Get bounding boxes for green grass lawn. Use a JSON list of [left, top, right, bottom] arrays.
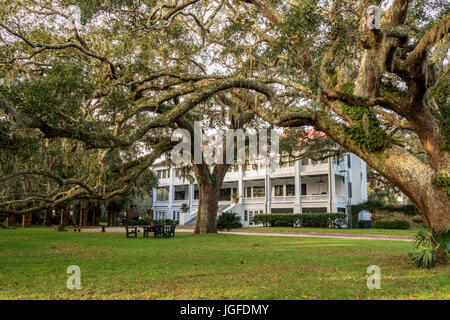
[[242, 227, 415, 236], [0, 228, 448, 300]]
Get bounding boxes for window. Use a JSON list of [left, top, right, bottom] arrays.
[[219, 188, 232, 201], [193, 186, 199, 200], [156, 187, 169, 201], [301, 184, 307, 196], [244, 210, 248, 222], [286, 185, 295, 196], [248, 210, 263, 226], [253, 186, 265, 197], [274, 185, 283, 197], [245, 187, 252, 198], [174, 185, 188, 200], [348, 182, 352, 198], [249, 211, 255, 225], [156, 210, 167, 220], [347, 154, 351, 168]]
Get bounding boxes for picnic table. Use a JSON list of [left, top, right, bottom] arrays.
[[125, 224, 176, 238]]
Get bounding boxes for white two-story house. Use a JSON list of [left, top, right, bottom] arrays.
[[151, 153, 368, 227]]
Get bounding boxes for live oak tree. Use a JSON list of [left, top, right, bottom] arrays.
[[169, 93, 271, 234], [211, 0, 449, 234], [0, 0, 279, 231], [0, 1, 449, 237], [0, 0, 215, 215]]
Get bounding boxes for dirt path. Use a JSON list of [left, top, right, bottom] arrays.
[[75, 226, 412, 241]]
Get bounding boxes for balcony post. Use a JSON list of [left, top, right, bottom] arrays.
[[168, 168, 174, 219], [265, 170, 271, 213], [328, 158, 336, 212], [238, 165, 243, 204], [294, 160, 301, 213], [152, 187, 157, 208]]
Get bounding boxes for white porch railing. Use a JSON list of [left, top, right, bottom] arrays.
[[301, 195, 329, 202], [271, 196, 296, 203], [243, 197, 265, 203]]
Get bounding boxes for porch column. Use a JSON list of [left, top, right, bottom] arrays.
[[328, 158, 334, 212], [331, 172, 337, 212], [188, 183, 192, 210], [265, 169, 271, 213], [294, 160, 301, 212], [168, 168, 174, 219], [152, 187, 157, 208], [238, 165, 243, 204], [344, 170, 351, 228]]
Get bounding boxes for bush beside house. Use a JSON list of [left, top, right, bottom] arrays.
[[217, 212, 242, 230], [253, 213, 346, 228], [351, 200, 421, 229], [372, 220, 410, 230]]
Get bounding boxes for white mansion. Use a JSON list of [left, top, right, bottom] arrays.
[[151, 153, 368, 227]]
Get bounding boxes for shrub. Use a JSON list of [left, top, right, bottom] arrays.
[[372, 220, 410, 230], [351, 201, 420, 226], [217, 211, 242, 230], [408, 226, 450, 268], [253, 213, 347, 228]]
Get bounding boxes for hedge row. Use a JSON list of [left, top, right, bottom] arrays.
[[372, 220, 410, 230], [253, 213, 347, 228], [352, 200, 419, 216]]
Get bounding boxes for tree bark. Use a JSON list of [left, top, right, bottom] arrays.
[[316, 116, 450, 234], [194, 182, 220, 234]]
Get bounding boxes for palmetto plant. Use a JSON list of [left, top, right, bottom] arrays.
[[408, 226, 450, 268]]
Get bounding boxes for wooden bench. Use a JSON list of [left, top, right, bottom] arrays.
[[153, 224, 176, 238], [125, 224, 176, 239], [162, 224, 176, 238], [125, 225, 138, 238]]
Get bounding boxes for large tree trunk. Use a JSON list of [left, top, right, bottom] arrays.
[[195, 182, 220, 234]]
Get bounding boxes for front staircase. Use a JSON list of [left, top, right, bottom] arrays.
[[183, 203, 238, 225]]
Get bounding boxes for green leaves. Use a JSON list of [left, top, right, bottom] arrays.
[[408, 225, 449, 268], [431, 172, 450, 196], [408, 245, 436, 269], [338, 83, 392, 152], [217, 211, 242, 230], [4, 61, 94, 126]]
